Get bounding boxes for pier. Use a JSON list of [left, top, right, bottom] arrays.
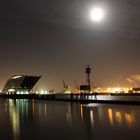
[[1, 93, 140, 105]]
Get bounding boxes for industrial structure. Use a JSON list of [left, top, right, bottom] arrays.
[[2, 75, 41, 94], [80, 65, 92, 93], [62, 80, 71, 94]]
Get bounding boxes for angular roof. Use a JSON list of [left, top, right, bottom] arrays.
[[2, 75, 41, 93]]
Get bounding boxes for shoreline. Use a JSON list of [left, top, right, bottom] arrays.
[[1, 93, 140, 105]]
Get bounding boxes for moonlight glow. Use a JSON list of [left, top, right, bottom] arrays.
[[90, 7, 104, 22]]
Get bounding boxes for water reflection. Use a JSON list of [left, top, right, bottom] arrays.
[[90, 110, 94, 127], [115, 111, 122, 126], [125, 113, 135, 127], [108, 108, 135, 127], [80, 104, 84, 121], [7, 99, 34, 139], [8, 99, 20, 140], [108, 108, 114, 126], [66, 103, 72, 126], [3, 100, 140, 140], [7, 99, 49, 140]]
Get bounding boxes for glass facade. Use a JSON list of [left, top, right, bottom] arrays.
[[2, 75, 41, 94]]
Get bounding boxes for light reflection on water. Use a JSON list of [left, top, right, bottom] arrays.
[[85, 104, 137, 128], [8, 99, 20, 140], [0, 99, 140, 140], [107, 107, 135, 127]]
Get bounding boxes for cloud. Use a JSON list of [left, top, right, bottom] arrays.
[[126, 75, 140, 86]]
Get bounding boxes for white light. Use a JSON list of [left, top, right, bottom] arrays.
[[39, 90, 48, 94], [8, 89, 15, 92], [90, 7, 104, 22], [12, 76, 22, 79], [25, 91, 29, 94], [40, 90, 44, 94]]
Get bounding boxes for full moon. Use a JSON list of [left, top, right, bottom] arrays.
[[90, 7, 104, 22]]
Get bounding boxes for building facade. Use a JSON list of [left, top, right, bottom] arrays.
[[2, 75, 41, 94]]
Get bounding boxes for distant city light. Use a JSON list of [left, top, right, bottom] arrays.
[[90, 7, 104, 22], [93, 87, 131, 94], [39, 89, 49, 94]]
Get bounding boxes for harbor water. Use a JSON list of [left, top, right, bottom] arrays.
[[0, 99, 140, 140]]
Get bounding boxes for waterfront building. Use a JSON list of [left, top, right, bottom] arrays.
[[2, 75, 41, 94]]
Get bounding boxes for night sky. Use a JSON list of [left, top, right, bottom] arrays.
[[1, 0, 140, 91]]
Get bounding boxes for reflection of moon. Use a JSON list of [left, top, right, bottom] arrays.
[[90, 7, 104, 22]]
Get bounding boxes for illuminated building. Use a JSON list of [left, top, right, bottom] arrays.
[[2, 75, 41, 94], [93, 87, 131, 94], [131, 88, 140, 93]]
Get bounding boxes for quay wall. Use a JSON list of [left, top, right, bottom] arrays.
[[0, 93, 140, 105]]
